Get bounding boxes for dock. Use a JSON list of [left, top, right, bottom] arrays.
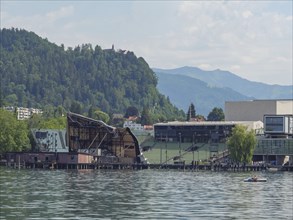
[[2, 159, 292, 171]]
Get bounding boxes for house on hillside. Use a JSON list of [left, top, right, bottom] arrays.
[[3, 106, 43, 120]]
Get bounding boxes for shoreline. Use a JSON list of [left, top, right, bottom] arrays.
[[1, 161, 292, 172]]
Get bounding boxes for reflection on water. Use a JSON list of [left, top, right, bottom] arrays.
[[0, 167, 292, 219]]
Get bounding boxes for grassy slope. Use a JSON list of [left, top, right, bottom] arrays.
[[139, 135, 228, 164]]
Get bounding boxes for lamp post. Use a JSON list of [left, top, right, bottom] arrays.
[[192, 147, 195, 171], [197, 149, 199, 169], [192, 132, 197, 170], [160, 142, 162, 165], [179, 133, 182, 161], [160, 133, 162, 164], [165, 135, 168, 164], [195, 132, 198, 169], [55, 133, 58, 164]]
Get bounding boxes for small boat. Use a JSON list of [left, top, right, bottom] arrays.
[[244, 177, 267, 182], [267, 167, 279, 172]]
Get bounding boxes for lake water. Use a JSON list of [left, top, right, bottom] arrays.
[[0, 167, 292, 219]]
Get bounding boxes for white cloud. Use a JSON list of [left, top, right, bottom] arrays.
[[230, 65, 241, 71], [198, 64, 212, 70], [1, 5, 77, 45], [46, 5, 74, 23], [162, 1, 292, 85], [242, 10, 253, 19]]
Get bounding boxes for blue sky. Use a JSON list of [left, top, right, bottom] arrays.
[[1, 1, 292, 85]]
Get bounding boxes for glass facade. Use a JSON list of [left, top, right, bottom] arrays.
[[255, 139, 293, 155], [264, 115, 293, 135], [264, 116, 284, 133], [154, 124, 233, 143]]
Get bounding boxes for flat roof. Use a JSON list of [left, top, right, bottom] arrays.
[[154, 121, 261, 126], [225, 99, 293, 103]]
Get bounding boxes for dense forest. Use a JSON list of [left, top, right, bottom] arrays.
[[0, 28, 185, 123]]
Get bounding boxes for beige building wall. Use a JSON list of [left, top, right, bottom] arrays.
[[225, 100, 293, 122], [276, 100, 293, 115], [237, 121, 264, 131]]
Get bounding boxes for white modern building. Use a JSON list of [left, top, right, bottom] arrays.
[[17, 107, 43, 120], [3, 106, 43, 120], [123, 120, 144, 131], [225, 99, 293, 122], [263, 115, 293, 137]]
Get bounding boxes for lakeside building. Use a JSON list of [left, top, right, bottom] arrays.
[[225, 99, 293, 122], [224, 100, 293, 166], [4, 112, 148, 169], [153, 117, 292, 166], [66, 112, 146, 164], [253, 114, 293, 166], [153, 121, 263, 143]]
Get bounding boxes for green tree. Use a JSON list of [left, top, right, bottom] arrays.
[[28, 113, 66, 129], [0, 109, 30, 153], [27, 114, 43, 129], [42, 105, 56, 118], [5, 94, 18, 106], [186, 103, 196, 121], [38, 116, 66, 129], [0, 77, 3, 107], [195, 114, 206, 121], [94, 110, 110, 124], [0, 28, 185, 121], [207, 107, 225, 121], [227, 125, 256, 164], [88, 105, 95, 118], [54, 105, 65, 117], [124, 106, 139, 118], [70, 101, 82, 114], [140, 107, 152, 125]]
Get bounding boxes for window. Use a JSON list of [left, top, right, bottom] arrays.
[[36, 131, 47, 139], [265, 116, 284, 133]]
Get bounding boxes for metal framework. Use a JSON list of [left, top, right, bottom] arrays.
[[67, 112, 141, 163]]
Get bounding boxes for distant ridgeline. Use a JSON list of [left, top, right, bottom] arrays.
[[0, 28, 184, 121], [154, 67, 292, 117]]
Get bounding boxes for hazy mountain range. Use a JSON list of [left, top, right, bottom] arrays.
[[153, 66, 292, 116]]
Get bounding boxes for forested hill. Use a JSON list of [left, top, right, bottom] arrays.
[[0, 28, 184, 121]]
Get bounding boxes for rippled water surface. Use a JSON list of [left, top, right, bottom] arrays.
[[0, 167, 292, 219]]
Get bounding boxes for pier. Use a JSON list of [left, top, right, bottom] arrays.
[[2, 159, 292, 171]]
